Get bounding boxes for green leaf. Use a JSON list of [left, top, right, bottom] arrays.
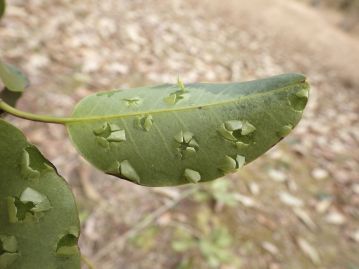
[[0, 61, 28, 92], [0, 88, 23, 117], [0, 119, 80, 269], [0, 0, 5, 20], [67, 73, 309, 187]]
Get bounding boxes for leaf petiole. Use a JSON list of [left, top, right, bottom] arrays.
[[0, 100, 76, 124]]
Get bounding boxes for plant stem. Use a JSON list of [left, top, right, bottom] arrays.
[[0, 100, 77, 124]]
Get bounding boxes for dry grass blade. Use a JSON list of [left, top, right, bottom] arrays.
[[297, 237, 321, 265]]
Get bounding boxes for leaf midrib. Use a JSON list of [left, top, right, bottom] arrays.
[[68, 81, 307, 124]]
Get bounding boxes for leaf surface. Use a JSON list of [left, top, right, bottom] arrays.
[[0, 61, 28, 93], [0, 119, 80, 269], [67, 73, 309, 187]]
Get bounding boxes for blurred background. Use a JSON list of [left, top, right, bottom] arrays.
[[1, 0, 358, 268]]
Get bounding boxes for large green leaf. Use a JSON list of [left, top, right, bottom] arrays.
[[0, 119, 80, 269], [0, 61, 28, 93], [67, 73, 309, 187]]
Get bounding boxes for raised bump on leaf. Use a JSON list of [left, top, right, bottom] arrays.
[[6, 188, 51, 223], [174, 131, 199, 159], [107, 161, 121, 175], [6, 197, 36, 223], [93, 122, 126, 147], [119, 160, 140, 183], [184, 169, 201, 183], [183, 131, 193, 143], [163, 94, 177, 105], [56, 227, 79, 256], [241, 121, 256, 136], [163, 81, 189, 105], [184, 147, 196, 155], [177, 77, 186, 92], [277, 124, 293, 137], [93, 122, 111, 136], [296, 88, 309, 99], [219, 155, 237, 173], [174, 131, 184, 143], [136, 115, 153, 131], [0, 236, 19, 269], [20, 149, 40, 183], [218, 123, 237, 141], [0, 235, 18, 253], [288, 87, 309, 111], [109, 123, 122, 132], [218, 120, 256, 144], [107, 129, 126, 142], [107, 159, 141, 183], [219, 155, 245, 173], [122, 97, 143, 106], [96, 136, 110, 148], [236, 155, 246, 169], [6, 198, 18, 223], [20, 187, 52, 213], [235, 141, 249, 149], [224, 120, 243, 131]]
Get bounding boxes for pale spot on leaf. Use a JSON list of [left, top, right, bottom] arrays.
[[288, 87, 309, 111], [174, 131, 199, 159], [20, 149, 40, 183], [122, 97, 143, 106], [184, 169, 201, 183], [219, 155, 237, 173], [56, 227, 79, 256], [93, 122, 126, 147], [277, 124, 293, 137], [0, 236, 19, 269], [119, 160, 141, 183], [136, 115, 153, 131], [6, 188, 52, 223]]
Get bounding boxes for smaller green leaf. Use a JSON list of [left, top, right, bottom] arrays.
[[0, 61, 28, 92], [0, 0, 5, 20], [0, 119, 81, 269]]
